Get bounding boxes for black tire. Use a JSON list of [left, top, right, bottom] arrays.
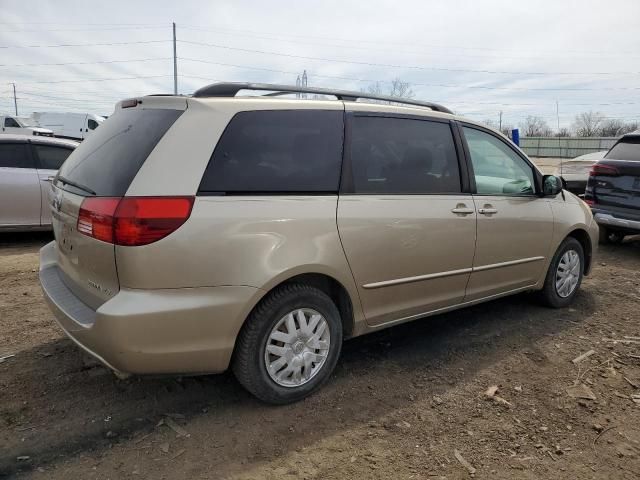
[[232, 283, 343, 404], [539, 237, 584, 308], [599, 226, 624, 244]]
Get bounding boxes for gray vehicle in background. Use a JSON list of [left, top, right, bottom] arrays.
[[0, 135, 78, 231]]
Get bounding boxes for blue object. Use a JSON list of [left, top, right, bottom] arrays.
[[511, 128, 520, 146]]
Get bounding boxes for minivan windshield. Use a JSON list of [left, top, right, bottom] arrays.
[[56, 107, 182, 196]]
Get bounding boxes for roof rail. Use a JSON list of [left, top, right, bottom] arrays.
[[192, 82, 453, 114]]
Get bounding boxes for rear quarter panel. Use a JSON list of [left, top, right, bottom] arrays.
[[115, 195, 366, 332]]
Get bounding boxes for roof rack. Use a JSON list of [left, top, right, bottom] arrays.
[[192, 82, 453, 114]]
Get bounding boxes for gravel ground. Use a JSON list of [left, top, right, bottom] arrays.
[[1, 232, 640, 479]]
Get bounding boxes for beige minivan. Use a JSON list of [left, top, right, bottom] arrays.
[[40, 83, 598, 404]]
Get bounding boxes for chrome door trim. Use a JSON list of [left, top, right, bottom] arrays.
[[362, 267, 474, 289], [362, 256, 544, 289], [473, 256, 545, 272]]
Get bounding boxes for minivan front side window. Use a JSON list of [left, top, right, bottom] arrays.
[[463, 126, 535, 195]]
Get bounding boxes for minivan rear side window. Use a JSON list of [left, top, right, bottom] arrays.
[[349, 116, 461, 194], [198, 110, 344, 194], [606, 137, 640, 161], [56, 108, 183, 196]]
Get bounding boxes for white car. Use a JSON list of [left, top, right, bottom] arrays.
[[31, 112, 105, 141], [0, 135, 78, 231], [554, 151, 607, 195], [1, 115, 54, 137]]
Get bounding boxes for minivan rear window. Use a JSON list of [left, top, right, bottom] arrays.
[[606, 138, 640, 161], [198, 110, 343, 194], [56, 108, 182, 196]]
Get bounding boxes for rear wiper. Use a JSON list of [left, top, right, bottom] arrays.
[[55, 175, 97, 196]]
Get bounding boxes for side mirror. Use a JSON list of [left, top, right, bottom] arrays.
[[542, 175, 563, 196]]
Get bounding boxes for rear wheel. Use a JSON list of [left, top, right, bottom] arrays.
[[539, 237, 584, 308], [232, 284, 343, 404]]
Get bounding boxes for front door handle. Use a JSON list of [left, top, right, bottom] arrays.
[[41, 176, 55, 183], [451, 204, 475, 216], [478, 206, 498, 215]]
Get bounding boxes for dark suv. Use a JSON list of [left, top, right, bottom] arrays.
[[585, 133, 640, 243]]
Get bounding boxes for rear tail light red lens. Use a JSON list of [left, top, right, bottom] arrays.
[[77, 198, 120, 243], [583, 198, 595, 206], [77, 196, 194, 246], [589, 164, 619, 176]]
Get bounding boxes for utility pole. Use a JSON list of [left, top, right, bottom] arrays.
[[11, 83, 17, 115], [556, 100, 563, 175], [172, 22, 178, 95], [499, 110, 503, 131]]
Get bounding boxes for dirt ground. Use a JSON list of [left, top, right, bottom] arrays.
[[1, 231, 640, 479]]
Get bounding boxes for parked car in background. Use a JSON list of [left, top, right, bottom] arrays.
[[585, 133, 640, 243], [554, 151, 607, 195], [0, 135, 78, 231], [1, 114, 54, 137], [39, 83, 597, 404], [31, 112, 105, 141]]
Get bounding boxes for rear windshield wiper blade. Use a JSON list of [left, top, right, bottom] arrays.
[[55, 175, 97, 196]]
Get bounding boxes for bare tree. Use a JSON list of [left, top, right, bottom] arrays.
[[599, 119, 625, 137], [388, 78, 415, 99], [520, 116, 552, 137], [553, 127, 571, 137], [363, 78, 415, 101], [619, 121, 639, 135], [482, 119, 498, 129], [573, 111, 604, 137], [483, 119, 513, 137], [366, 82, 385, 96], [500, 123, 514, 137]]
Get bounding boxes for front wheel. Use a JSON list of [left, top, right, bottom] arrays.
[[539, 237, 584, 308], [232, 284, 343, 404]]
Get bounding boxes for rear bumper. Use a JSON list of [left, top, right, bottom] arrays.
[[593, 212, 640, 233], [39, 241, 263, 375]]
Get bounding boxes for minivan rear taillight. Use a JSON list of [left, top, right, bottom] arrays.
[[77, 197, 194, 246], [589, 164, 619, 176]]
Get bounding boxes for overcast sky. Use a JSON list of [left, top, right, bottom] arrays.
[[1, 0, 639, 129]]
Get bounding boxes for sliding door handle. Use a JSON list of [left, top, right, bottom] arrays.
[[478, 207, 498, 215], [451, 205, 475, 216]]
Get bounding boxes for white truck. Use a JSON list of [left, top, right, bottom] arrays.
[[31, 112, 105, 141], [1, 115, 54, 137]]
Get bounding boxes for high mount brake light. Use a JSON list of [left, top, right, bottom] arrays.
[[77, 197, 194, 246], [589, 164, 619, 176]]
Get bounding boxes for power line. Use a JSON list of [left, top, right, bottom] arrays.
[[0, 57, 171, 68], [19, 74, 172, 84], [17, 91, 117, 103], [179, 24, 640, 58], [179, 25, 640, 63], [178, 62, 640, 92], [2, 25, 167, 33], [178, 40, 640, 78], [0, 40, 170, 49]]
